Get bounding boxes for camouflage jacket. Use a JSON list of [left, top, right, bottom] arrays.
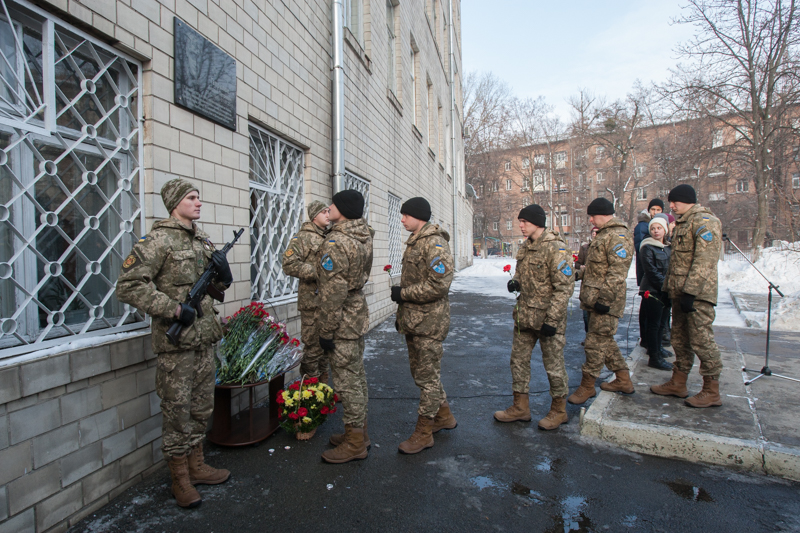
[[663, 204, 721, 305], [316, 219, 374, 340], [512, 230, 575, 333], [396, 223, 454, 340], [282, 221, 327, 312], [577, 217, 633, 317], [116, 218, 225, 354]]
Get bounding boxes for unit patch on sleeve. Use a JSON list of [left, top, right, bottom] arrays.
[[430, 256, 446, 275], [613, 243, 627, 259], [321, 253, 333, 271], [557, 259, 573, 277], [122, 253, 139, 270], [284, 248, 294, 257]]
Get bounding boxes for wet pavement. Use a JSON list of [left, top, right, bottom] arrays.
[[70, 289, 800, 532]]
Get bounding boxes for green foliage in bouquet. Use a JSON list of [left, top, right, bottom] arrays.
[[277, 377, 338, 434]]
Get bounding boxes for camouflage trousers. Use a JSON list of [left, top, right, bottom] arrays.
[[510, 327, 568, 398], [299, 309, 328, 378], [328, 337, 368, 427], [406, 334, 447, 418], [582, 311, 629, 378], [671, 299, 722, 377], [155, 346, 215, 457]]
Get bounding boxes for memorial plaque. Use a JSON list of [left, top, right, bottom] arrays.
[[174, 17, 237, 131]]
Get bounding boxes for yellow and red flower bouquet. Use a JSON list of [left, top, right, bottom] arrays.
[[277, 376, 338, 440]]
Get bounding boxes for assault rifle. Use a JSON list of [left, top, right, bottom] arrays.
[[166, 228, 244, 346]]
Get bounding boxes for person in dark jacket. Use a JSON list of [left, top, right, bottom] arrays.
[[635, 199, 665, 348], [639, 216, 672, 370]]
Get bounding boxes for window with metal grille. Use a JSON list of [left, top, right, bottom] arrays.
[[249, 124, 305, 303], [344, 171, 370, 221], [0, 1, 143, 357], [387, 192, 402, 274]]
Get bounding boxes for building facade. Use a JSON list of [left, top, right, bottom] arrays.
[[0, 0, 471, 530]]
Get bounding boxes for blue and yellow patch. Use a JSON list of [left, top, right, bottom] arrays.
[[138, 236, 147, 242], [613, 243, 627, 259], [430, 255, 446, 275], [557, 259, 572, 277], [435, 244, 443, 248], [328, 240, 336, 243], [320, 254, 333, 271]]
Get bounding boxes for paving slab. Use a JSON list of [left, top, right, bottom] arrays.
[[582, 325, 800, 481]]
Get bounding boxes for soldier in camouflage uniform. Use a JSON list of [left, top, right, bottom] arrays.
[[494, 205, 575, 430], [282, 201, 330, 381], [568, 198, 635, 405], [116, 179, 232, 508], [651, 184, 723, 408], [317, 190, 374, 464], [390, 197, 457, 454]]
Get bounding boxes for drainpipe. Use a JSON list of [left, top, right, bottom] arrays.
[[332, 0, 346, 194], [447, 0, 459, 269]]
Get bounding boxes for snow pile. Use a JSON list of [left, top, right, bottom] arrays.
[[452, 258, 516, 300], [718, 242, 800, 331]]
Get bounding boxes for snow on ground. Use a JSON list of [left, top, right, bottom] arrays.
[[719, 242, 800, 331], [452, 257, 516, 300]]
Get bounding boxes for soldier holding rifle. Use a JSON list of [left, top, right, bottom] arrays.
[[117, 178, 236, 509]]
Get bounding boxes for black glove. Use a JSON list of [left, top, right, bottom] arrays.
[[391, 286, 404, 303], [211, 251, 233, 286], [507, 279, 521, 293], [319, 337, 336, 352], [177, 303, 196, 326], [593, 302, 610, 315], [540, 323, 557, 337], [680, 294, 696, 313]]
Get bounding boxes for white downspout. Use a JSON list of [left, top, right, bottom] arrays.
[[447, 0, 459, 269], [332, 0, 346, 194]]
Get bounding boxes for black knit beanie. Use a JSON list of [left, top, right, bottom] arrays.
[[668, 184, 697, 204], [648, 198, 664, 211], [587, 198, 614, 216], [332, 189, 364, 219], [518, 204, 546, 227], [400, 197, 431, 221]]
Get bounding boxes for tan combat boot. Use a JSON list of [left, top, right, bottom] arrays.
[[493, 392, 532, 422], [168, 454, 202, 508], [538, 396, 568, 430], [432, 400, 458, 432], [322, 425, 369, 463], [650, 367, 690, 398], [398, 416, 435, 454], [567, 372, 597, 405], [600, 369, 635, 394], [329, 419, 371, 448], [685, 376, 722, 408], [187, 443, 230, 485]]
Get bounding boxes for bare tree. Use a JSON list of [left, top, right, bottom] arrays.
[[660, 0, 800, 257]]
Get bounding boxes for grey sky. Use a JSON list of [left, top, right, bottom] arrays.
[[461, 0, 695, 120]]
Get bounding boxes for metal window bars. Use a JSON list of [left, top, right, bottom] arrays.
[[248, 124, 305, 303], [0, 0, 144, 358], [387, 192, 402, 274]]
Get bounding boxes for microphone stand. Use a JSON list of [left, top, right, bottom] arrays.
[[723, 234, 800, 385]]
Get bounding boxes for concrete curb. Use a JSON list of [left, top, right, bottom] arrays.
[[580, 346, 800, 481]]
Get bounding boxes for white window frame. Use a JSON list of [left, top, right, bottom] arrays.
[[504, 161, 511, 171], [560, 212, 569, 227], [386, 0, 398, 96], [410, 38, 418, 126], [555, 151, 567, 169], [506, 220, 512, 230], [491, 181, 498, 192], [492, 221, 498, 231], [712, 128, 724, 148], [736, 179, 749, 193], [596, 171, 604, 182], [505, 179, 512, 190], [636, 188, 647, 201], [521, 157, 530, 169], [793, 173, 800, 189], [344, 0, 364, 46]]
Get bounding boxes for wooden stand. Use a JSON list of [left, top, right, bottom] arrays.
[[207, 374, 286, 446]]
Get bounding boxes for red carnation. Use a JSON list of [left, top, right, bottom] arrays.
[[384, 264, 392, 272], [309, 377, 319, 384], [276, 392, 285, 404], [298, 407, 308, 417], [331, 406, 337, 413], [320, 406, 330, 415], [333, 394, 339, 402], [573, 254, 579, 262], [289, 382, 300, 391], [503, 264, 511, 272], [644, 290, 651, 299], [288, 412, 299, 420]]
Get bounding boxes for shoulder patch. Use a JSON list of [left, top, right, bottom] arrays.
[[700, 231, 713, 242], [138, 236, 146, 242], [435, 244, 443, 248], [612, 243, 627, 259], [285, 248, 294, 257], [122, 253, 139, 270], [617, 233, 626, 238], [430, 256, 447, 275], [292, 236, 298, 240], [557, 259, 573, 277], [320, 253, 333, 271], [328, 240, 336, 243], [559, 247, 566, 253]]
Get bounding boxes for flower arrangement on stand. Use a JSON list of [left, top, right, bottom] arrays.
[[216, 302, 303, 385], [277, 377, 338, 440]]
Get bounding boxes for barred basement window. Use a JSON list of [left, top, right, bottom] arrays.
[[249, 124, 305, 302], [387, 192, 402, 274], [0, 1, 144, 357], [344, 171, 370, 222]]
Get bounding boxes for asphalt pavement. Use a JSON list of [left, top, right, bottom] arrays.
[[70, 288, 800, 533]]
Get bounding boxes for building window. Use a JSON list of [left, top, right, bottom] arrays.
[[522, 177, 530, 191], [555, 151, 567, 169], [344, 172, 371, 222], [635, 166, 646, 178], [249, 125, 305, 302], [479, 184, 484, 195], [506, 220, 512, 230], [736, 179, 749, 193], [522, 196, 530, 208], [438, 101, 444, 157], [534, 154, 545, 166], [595, 146, 604, 163], [386, 0, 399, 96], [560, 213, 570, 227], [427, 80, 434, 150], [387, 193, 402, 274], [492, 221, 498, 231], [491, 181, 498, 192], [506, 179, 512, 190], [793, 173, 800, 189], [596, 171, 604, 182], [708, 192, 726, 201], [410, 38, 419, 126], [0, 6, 144, 356], [522, 157, 530, 169], [504, 161, 511, 171], [712, 128, 723, 148], [636, 188, 647, 201], [345, 0, 364, 46]]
